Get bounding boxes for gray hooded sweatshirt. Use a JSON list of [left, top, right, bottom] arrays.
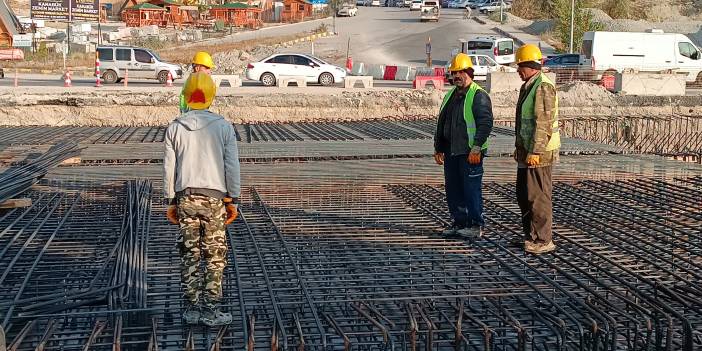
[[163, 110, 240, 203]]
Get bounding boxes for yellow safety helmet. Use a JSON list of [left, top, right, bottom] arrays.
[[192, 51, 215, 69], [515, 44, 543, 64], [448, 53, 473, 72], [183, 72, 216, 110]]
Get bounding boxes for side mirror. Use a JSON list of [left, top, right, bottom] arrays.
[[693, 51, 700, 60], [150, 57, 156, 63]]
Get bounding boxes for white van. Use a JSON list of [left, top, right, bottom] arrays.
[[420, 0, 439, 21], [582, 30, 702, 83], [97, 45, 183, 84], [463, 36, 515, 65]]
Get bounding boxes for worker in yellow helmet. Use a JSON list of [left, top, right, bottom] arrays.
[[512, 44, 560, 255], [164, 72, 240, 327], [180, 51, 215, 113], [433, 53, 493, 239]]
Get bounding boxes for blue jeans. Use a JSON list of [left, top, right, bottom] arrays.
[[443, 154, 485, 228]]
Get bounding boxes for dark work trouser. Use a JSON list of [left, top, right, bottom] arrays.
[[443, 154, 485, 228], [516, 166, 553, 243]]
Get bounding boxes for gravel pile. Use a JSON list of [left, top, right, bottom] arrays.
[[212, 45, 277, 74]]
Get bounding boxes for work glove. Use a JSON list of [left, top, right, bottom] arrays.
[[526, 154, 540, 167], [223, 197, 238, 225], [468, 146, 482, 165], [166, 205, 178, 225], [433, 152, 445, 165]]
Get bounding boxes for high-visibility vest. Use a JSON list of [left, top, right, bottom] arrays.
[[439, 82, 488, 150], [519, 72, 560, 152]]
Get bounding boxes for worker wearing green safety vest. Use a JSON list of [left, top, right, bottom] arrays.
[[513, 44, 560, 255], [180, 51, 215, 113], [433, 53, 494, 239]]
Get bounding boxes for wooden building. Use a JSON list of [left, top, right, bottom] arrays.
[[281, 0, 311, 22], [210, 2, 262, 28], [121, 3, 166, 27]]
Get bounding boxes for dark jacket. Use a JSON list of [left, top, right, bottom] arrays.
[[515, 72, 559, 168], [434, 86, 494, 156]]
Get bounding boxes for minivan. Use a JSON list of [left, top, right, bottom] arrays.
[[96, 45, 183, 84], [463, 36, 515, 65]]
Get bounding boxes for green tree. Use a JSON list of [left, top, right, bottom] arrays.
[[552, 0, 603, 53]]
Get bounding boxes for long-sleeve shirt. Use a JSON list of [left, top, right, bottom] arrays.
[[434, 87, 494, 156], [515, 73, 559, 168], [163, 110, 240, 203]]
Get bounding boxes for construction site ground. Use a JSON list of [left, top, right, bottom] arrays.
[[1, 113, 701, 350]]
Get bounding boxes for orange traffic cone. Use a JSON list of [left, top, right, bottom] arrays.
[[95, 54, 102, 88], [165, 71, 173, 87], [64, 70, 72, 87]]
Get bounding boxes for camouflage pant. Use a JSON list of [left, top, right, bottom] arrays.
[[176, 194, 228, 308]]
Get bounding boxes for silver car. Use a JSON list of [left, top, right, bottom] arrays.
[[96, 45, 183, 84]]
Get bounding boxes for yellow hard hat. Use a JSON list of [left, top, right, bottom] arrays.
[[515, 44, 543, 64], [183, 72, 216, 110], [448, 53, 473, 72], [192, 51, 215, 69]]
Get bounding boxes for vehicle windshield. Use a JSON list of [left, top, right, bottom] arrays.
[[147, 49, 161, 61]]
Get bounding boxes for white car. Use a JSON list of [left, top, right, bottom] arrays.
[[245, 53, 347, 86], [448, 0, 468, 8], [337, 5, 358, 16], [444, 54, 516, 82], [409, 0, 422, 10], [371, 0, 381, 5], [478, 0, 510, 13]]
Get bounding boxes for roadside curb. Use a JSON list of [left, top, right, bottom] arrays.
[[492, 26, 525, 46], [472, 17, 486, 25], [281, 31, 334, 47]]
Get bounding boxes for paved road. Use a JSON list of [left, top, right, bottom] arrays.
[[310, 7, 497, 67]]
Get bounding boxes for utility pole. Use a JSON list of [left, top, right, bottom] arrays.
[[499, 0, 503, 24], [569, 0, 574, 53]]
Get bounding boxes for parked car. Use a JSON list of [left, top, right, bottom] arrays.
[[463, 36, 515, 65], [478, 0, 511, 13], [468, 0, 489, 9], [245, 53, 346, 86], [370, 0, 381, 6], [447, 0, 469, 8], [543, 54, 584, 69], [445, 54, 516, 83], [583, 30, 702, 83], [356, 0, 366, 5], [409, 0, 422, 10], [96, 45, 182, 84], [337, 4, 358, 16], [420, 0, 440, 21]]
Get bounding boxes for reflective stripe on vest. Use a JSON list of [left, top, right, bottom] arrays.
[[439, 83, 488, 150], [519, 72, 560, 152]]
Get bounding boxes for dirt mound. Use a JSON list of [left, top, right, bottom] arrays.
[[558, 81, 617, 106]]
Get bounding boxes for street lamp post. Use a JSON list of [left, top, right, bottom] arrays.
[[569, 0, 574, 53]]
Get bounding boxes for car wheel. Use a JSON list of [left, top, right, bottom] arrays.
[[695, 72, 702, 87], [319, 72, 334, 86], [261, 72, 276, 86], [102, 70, 118, 84], [157, 70, 170, 84]]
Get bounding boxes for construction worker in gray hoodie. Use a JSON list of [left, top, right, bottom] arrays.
[[163, 72, 241, 327]]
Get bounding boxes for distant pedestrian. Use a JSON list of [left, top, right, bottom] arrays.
[[512, 44, 560, 254], [164, 72, 240, 326], [434, 53, 493, 238]]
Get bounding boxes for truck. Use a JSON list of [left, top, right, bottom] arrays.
[[582, 30, 702, 83], [420, 0, 439, 21]]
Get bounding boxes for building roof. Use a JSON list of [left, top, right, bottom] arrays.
[[0, 0, 21, 38], [127, 3, 166, 10], [211, 2, 251, 9]]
